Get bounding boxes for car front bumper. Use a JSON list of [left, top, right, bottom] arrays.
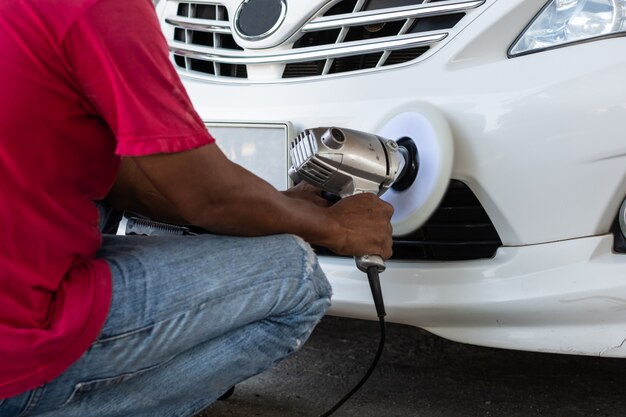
[[324, 235, 626, 357]]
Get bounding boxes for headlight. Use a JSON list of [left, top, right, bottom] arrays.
[[509, 0, 626, 56]]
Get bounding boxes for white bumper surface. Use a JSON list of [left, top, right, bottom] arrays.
[[323, 236, 626, 357]]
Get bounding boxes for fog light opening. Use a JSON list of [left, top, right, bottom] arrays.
[[612, 198, 626, 253], [619, 198, 626, 237]]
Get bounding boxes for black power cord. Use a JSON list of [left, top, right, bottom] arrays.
[[318, 266, 386, 417]]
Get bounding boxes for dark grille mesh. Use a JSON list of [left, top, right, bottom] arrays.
[[315, 180, 502, 261]]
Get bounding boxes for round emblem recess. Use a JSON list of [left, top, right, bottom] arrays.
[[235, 0, 287, 40]]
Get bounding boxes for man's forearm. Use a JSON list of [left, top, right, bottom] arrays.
[[107, 149, 333, 239], [127, 144, 393, 258]]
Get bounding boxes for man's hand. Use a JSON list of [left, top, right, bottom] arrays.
[[282, 183, 393, 259], [322, 193, 394, 259]]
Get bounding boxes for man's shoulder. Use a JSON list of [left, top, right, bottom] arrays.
[[7, 0, 113, 37]]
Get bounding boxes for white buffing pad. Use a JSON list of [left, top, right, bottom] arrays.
[[377, 106, 454, 236]]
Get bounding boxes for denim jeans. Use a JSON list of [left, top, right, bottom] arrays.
[[0, 233, 331, 417]]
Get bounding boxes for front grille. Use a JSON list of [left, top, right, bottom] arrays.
[[162, 0, 486, 82], [315, 180, 502, 261], [167, 2, 247, 79]]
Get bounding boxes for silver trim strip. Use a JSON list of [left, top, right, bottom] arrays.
[[165, 16, 231, 34], [169, 32, 447, 65], [303, 0, 485, 32]]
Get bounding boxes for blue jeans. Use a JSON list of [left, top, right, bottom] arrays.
[[0, 233, 331, 417]]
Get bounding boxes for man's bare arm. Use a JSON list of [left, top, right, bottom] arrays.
[[110, 143, 393, 258], [106, 157, 187, 224]]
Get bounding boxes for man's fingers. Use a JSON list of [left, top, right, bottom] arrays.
[[323, 193, 395, 259]]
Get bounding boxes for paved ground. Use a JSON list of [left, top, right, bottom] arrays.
[[197, 316, 626, 417]]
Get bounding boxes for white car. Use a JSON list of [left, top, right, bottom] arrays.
[[154, 0, 626, 356]]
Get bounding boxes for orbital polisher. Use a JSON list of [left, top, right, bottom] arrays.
[[289, 127, 420, 318]]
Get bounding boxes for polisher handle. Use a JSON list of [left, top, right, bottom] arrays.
[[355, 255, 386, 318], [355, 254, 385, 273]]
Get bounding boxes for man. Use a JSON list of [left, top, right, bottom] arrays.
[[0, 0, 393, 416]]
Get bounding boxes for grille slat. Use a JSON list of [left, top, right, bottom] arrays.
[[164, 0, 486, 82], [170, 33, 446, 65], [302, 0, 484, 32], [165, 16, 231, 34]]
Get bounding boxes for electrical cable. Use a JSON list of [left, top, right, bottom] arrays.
[[318, 267, 386, 417]]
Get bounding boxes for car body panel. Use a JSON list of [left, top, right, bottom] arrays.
[[156, 0, 626, 356]]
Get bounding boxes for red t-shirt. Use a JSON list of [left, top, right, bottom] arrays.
[[0, 0, 214, 397]]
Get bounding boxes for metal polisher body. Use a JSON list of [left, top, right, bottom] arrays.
[[289, 126, 418, 276], [288, 127, 408, 198]]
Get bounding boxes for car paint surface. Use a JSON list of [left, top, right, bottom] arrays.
[[156, 0, 626, 356]]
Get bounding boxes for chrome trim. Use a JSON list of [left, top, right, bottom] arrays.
[[170, 32, 447, 65], [175, 54, 433, 84], [303, 0, 485, 32], [165, 16, 231, 34], [234, 0, 287, 41]]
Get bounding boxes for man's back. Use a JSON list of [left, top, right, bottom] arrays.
[[0, 0, 185, 397]]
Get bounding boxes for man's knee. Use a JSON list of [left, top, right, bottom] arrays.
[[269, 234, 332, 300]]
